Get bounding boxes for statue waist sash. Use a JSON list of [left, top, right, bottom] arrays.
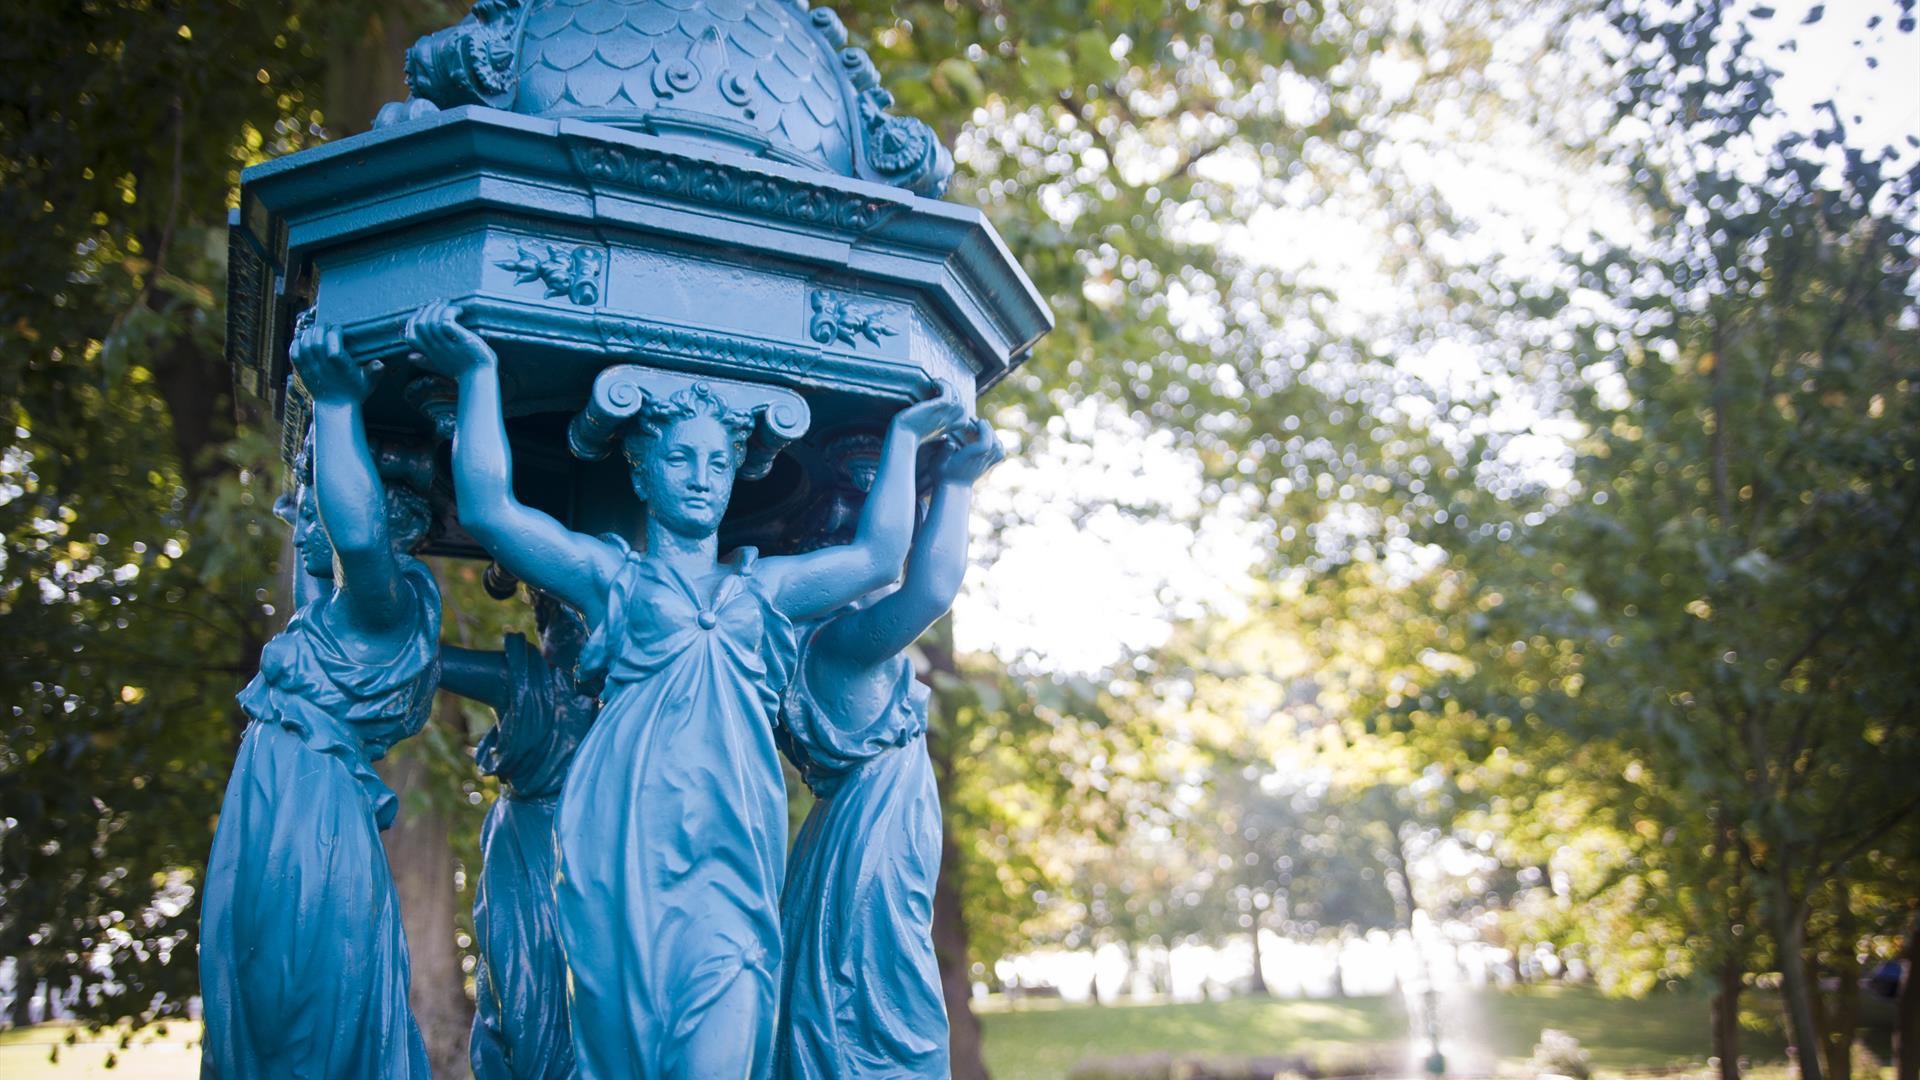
[[237, 683, 406, 830]]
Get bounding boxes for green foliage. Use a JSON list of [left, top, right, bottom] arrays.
[[0, 0, 419, 1025], [1310, 0, 1920, 1048], [924, 622, 1167, 965], [4, 0, 1914, 1054]]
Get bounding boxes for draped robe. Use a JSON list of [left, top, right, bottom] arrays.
[[200, 558, 441, 1080]]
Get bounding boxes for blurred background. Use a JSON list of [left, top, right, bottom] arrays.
[[2, 0, 1917, 1077]]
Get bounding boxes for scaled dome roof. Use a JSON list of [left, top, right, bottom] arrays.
[[391, 0, 952, 197]]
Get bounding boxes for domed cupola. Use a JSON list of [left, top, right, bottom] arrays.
[[391, 0, 952, 197]]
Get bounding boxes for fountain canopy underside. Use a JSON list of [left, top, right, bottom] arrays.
[[227, 0, 1049, 557]]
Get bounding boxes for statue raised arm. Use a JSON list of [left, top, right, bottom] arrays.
[[199, 320, 443, 1080], [406, 300, 963, 1078], [405, 301, 624, 625], [774, 419, 1003, 1080]]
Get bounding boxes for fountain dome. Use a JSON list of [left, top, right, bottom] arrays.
[[393, 0, 951, 196]]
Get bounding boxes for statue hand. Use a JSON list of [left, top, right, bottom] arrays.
[[937, 419, 1005, 484], [890, 381, 966, 444], [404, 300, 495, 378], [291, 320, 381, 405]]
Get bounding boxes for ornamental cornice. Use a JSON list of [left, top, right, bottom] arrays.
[[565, 137, 904, 235]]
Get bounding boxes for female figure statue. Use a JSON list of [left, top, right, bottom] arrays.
[[406, 301, 962, 1079], [442, 590, 597, 1080], [200, 321, 441, 1079], [775, 421, 1004, 1079]]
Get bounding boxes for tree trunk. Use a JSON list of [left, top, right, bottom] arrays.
[[1713, 955, 1744, 1080], [922, 618, 990, 1080], [934, 822, 988, 1080], [379, 697, 474, 1080], [1766, 870, 1826, 1080], [1248, 923, 1271, 997], [1809, 953, 1830, 1075], [1895, 905, 1918, 1080], [1821, 881, 1859, 1080], [8, 961, 34, 1027]]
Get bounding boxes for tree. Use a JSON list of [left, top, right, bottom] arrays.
[[1363, 5, 1920, 1077], [4, 0, 338, 1025], [833, 2, 1557, 1065], [0, 0, 461, 1036]]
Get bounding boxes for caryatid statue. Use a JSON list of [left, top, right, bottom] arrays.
[[776, 419, 1005, 1078], [200, 321, 443, 1080], [408, 300, 964, 1075], [219, 0, 1051, 1075], [441, 588, 599, 1080]]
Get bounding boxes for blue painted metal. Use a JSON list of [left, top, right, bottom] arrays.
[[775, 420, 1004, 1078], [200, 325, 443, 1080], [392, 0, 952, 196], [444, 594, 599, 1080], [409, 298, 967, 1074], [225, 55, 1047, 557], [213, 2, 1049, 1075]]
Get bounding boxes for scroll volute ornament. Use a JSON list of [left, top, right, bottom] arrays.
[[567, 365, 812, 483], [837, 43, 954, 198]]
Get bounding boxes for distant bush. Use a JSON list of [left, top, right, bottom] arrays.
[[1529, 1028, 1593, 1080]]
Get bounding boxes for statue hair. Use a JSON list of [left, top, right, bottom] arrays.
[[278, 423, 435, 566], [619, 383, 756, 473], [274, 426, 318, 529], [385, 483, 436, 554]]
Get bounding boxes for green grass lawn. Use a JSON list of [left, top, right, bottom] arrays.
[[979, 985, 1791, 1080], [979, 993, 1410, 1080], [0, 985, 1793, 1079], [1459, 984, 1787, 1071]]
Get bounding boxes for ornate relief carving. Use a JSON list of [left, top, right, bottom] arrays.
[[568, 142, 901, 234], [833, 35, 953, 198], [383, 0, 954, 197], [808, 290, 896, 348], [225, 226, 269, 398], [595, 316, 824, 379], [496, 243, 606, 306], [855, 89, 953, 198]]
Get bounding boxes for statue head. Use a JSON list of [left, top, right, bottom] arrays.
[[276, 425, 437, 579], [620, 383, 756, 540], [276, 432, 337, 579], [384, 483, 435, 555], [277, 481, 335, 579]]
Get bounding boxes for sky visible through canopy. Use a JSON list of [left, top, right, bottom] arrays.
[[955, 0, 1920, 675]]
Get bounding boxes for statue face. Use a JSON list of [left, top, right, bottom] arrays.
[[292, 485, 336, 578], [635, 415, 736, 538]]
